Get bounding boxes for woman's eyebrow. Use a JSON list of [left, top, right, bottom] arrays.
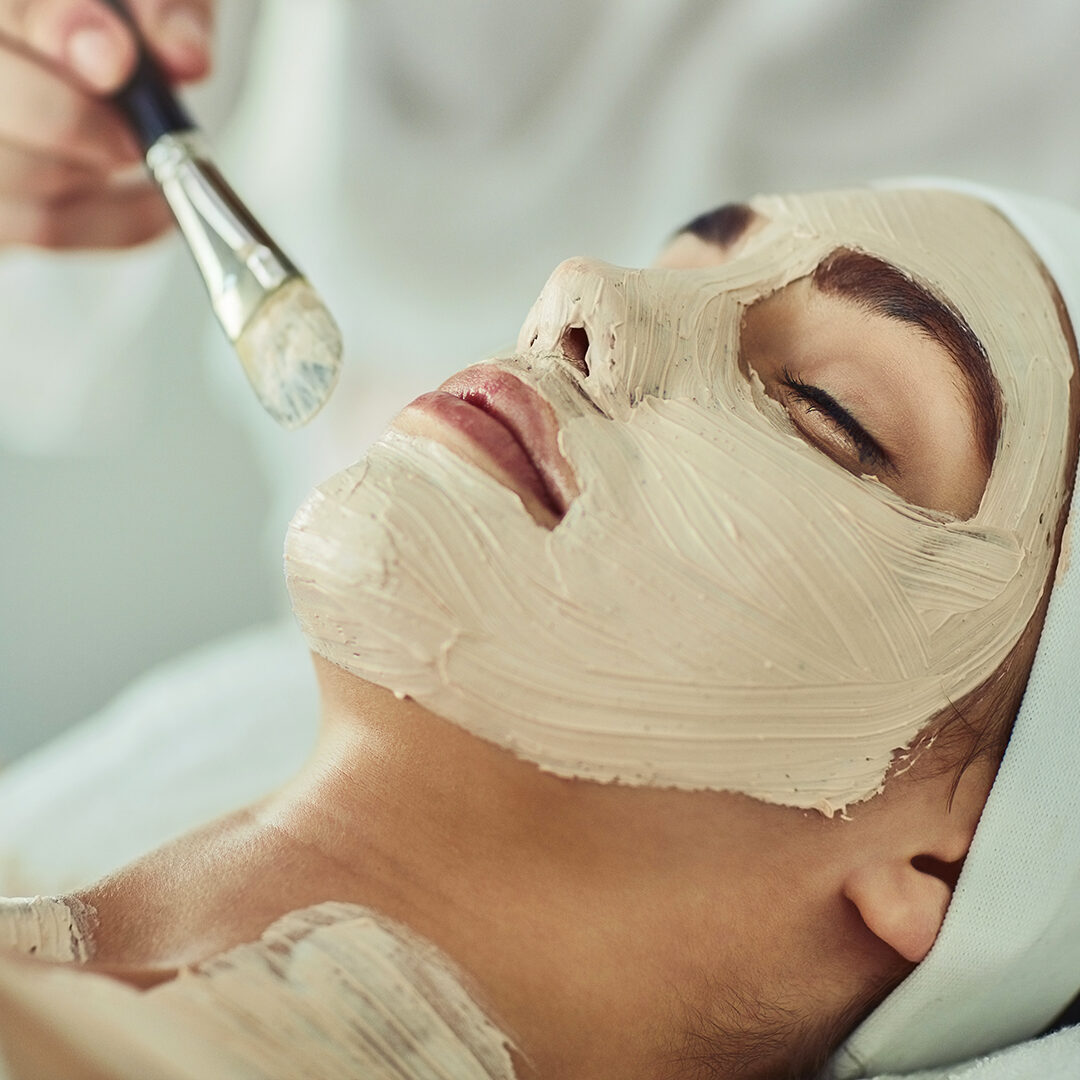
[[675, 203, 757, 248], [813, 249, 1003, 466]]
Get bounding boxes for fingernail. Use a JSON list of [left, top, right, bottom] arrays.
[[162, 4, 210, 52], [67, 26, 124, 91]]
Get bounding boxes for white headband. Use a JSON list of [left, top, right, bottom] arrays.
[[828, 180, 1080, 1076]]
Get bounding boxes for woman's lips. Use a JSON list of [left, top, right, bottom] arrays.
[[391, 367, 579, 527]]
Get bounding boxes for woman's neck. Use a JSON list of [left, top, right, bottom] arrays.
[[71, 654, 865, 1080], [72, 656, 656, 1077]]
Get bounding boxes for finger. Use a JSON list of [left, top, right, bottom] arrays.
[[0, 45, 140, 166], [123, 0, 213, 83], [0, 0, 213, 95], [0, 136, 109, 200], [0, 178, 173, 248], [0, 0, 137, 93]]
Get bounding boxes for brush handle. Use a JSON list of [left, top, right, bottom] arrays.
[[99, 0, 194, 148]]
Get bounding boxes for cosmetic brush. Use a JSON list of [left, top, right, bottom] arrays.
[[100, 0, 342, 429]]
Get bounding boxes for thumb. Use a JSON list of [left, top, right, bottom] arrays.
[[0, 0, 137, 92]]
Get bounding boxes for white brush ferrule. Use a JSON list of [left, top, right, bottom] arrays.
[[146, 130, 298, 342]]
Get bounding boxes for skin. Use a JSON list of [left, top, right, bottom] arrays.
[[0, 0, 214, 249], [54, 220, 1063, 1080]]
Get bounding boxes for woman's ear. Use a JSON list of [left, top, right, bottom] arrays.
[[839, 746, 997, 964], [841, 858, 955, 963]]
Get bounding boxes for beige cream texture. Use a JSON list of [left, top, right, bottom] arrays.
[[0, 897, 92, 963], [0, 901, 516, 1080], [285, 188, 1073, 815]]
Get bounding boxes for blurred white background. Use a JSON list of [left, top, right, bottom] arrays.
[[5, 0, 1080, 767]]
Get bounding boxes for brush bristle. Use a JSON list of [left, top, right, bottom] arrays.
[[236, 277, 343, 429]]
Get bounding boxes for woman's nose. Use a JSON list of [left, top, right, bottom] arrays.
[[518, 256, 630, 378]]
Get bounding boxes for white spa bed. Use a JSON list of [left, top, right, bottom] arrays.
[[0, 624, 1076, 1079]]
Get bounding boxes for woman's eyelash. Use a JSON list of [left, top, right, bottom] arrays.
[[779, 368, 894, 472]]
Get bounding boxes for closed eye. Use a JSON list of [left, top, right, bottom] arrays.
[[779, 368, 895, 474]]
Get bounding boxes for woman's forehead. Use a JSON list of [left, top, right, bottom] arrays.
[[671, 187, 1040, 284], [665, 189, 1063, 375]]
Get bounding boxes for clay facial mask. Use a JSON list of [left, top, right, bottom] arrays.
[[285, 188, 1073, 815], [0, 904, 516, 1079], [0, 897, 93, 963]]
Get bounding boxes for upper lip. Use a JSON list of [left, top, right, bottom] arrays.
[[436, 365, 580, 515]]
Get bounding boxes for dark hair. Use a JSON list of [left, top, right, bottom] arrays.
[[908, 596, 1047, 812]]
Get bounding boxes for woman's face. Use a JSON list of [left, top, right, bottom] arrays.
[[285, 188, 1075, 816]]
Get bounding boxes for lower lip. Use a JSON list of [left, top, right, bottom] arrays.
[[395, 391, 561, 516]]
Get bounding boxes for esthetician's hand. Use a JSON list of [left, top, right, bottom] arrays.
[[0, 0, 213, 248]]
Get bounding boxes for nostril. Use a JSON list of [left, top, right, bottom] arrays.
[[559, 326, 590, 376]]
